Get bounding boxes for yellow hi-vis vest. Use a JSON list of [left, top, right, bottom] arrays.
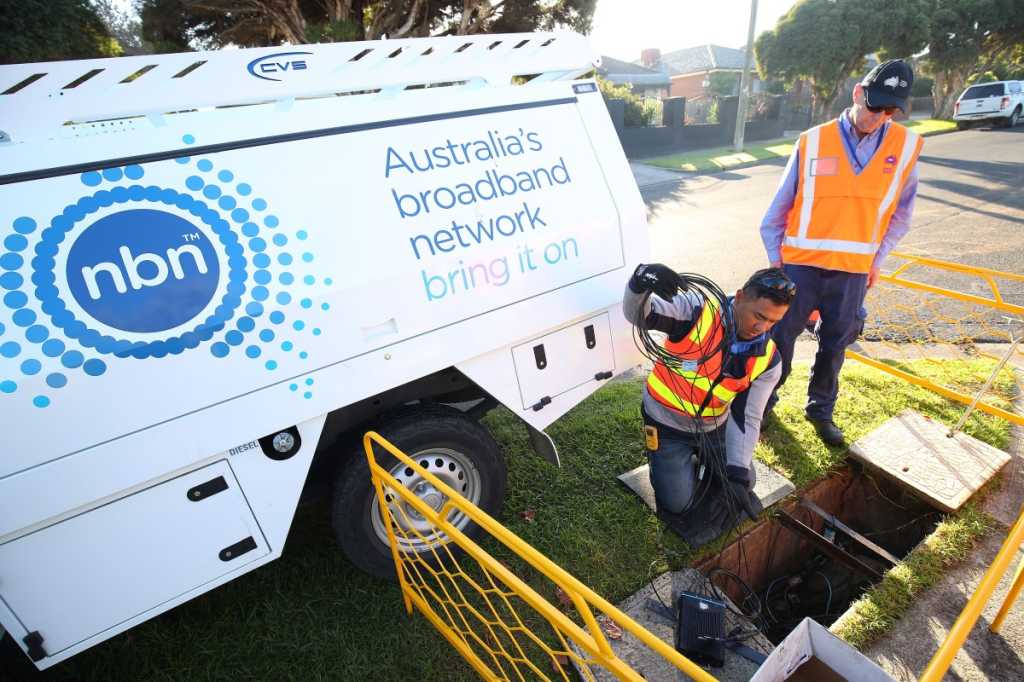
[[780, 119, 923, 274], [646, 298, 777, 418]]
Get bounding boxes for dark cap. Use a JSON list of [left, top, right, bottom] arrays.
[[860, 59, 914, 112]]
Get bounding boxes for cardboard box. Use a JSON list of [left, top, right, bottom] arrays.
[[750, 618, 896, 682]]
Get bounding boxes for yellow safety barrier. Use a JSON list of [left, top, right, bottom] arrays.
[[919, 504, 1024, 681], [363, 431, 718, 682], [847, 252, 1024, 427]]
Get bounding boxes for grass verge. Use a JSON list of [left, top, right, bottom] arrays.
[[638, 117, 957, 174], [832, 503, 997, 649], [640, 139, 794, 173], [0, 360, 1014, 680], [900, 118, 958, 136]]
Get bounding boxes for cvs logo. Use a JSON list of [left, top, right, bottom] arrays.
[[247, 51, 312, 82], [66, 209, 221, 333]]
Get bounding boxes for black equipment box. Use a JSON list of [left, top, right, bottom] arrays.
[[675, 591, 725, 668]]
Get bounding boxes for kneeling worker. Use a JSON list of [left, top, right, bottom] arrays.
[[623, 265, 795, 538]]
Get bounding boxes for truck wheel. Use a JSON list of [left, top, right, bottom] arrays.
[[331, 404, 507, 580]]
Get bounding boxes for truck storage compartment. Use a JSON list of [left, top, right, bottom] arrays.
[[0, 461, 268, 658], [511, 312, 615, 410]]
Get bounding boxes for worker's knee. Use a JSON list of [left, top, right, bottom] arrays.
[[646, 434, 698, 514]]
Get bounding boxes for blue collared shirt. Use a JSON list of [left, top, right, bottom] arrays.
[[759, 109, 920, 269]]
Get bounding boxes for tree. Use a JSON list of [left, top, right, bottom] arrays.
[[707, 72, 739, 97], [990, 44, 1024, 80], [596, 77, 658, 127], [755, 0, 929, 123], [1, 0, 122, 64], [137, 0, 596, 51], [920, 0, 1024, 118], [92, 0, 147, 55]]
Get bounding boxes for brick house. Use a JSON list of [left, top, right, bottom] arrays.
[[639, 45, 763, 100], [596, 55, 671, 98]]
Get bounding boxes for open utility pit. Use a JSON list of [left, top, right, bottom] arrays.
[[698, 466, 941, 645]]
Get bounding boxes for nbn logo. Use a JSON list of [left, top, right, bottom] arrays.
[[66, 209, 220, 334], [247, 51, 312, 82], [80, 244, 209, 300]]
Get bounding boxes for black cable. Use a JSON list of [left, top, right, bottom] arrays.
[[763, 575, 789, 625], [862, 511, 940, 538], [632, 271, 774, 648], [632, 273, 736, 517], [704, 566, 762, 621], [815, 570, 834, 617], [648, 558, 672, 612]]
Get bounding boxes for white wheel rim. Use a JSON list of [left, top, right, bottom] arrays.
[[370, 447, 483, 554]]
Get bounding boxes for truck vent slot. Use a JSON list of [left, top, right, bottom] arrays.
[[350, 48, 373, 62], [120, 64, 157, 84], [455, 42, 472, 53], [387, 47, 403, 58], [513, 39, 530, 49], [3, 73, 45, 95], [488, 41, 502, 50], [63, 69, 104, 89], [172, 61, 207, 79]]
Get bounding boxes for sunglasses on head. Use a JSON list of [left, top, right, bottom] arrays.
[[750, 273, 796, 295], [866, 104, 899, 115]]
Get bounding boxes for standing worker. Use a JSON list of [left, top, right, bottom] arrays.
[[761, 59, 923, 446], [624, 265, 794, 542]]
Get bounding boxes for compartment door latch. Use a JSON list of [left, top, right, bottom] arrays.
[[23, 631, 46, 661]]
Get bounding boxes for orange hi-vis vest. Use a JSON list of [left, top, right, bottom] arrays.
[[646, 298, 777, 419], [780, 118, 923, 274]]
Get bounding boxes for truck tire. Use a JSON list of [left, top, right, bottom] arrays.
[[331, 404, 507, 580]]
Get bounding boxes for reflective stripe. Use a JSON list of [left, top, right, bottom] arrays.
[[870, 128, 920, 246], [668, 296, 720, 355], [692, 297, 718, 341], [749, 339, 776, 381], [646, 372, 728, 417], [798, 127, 820, 239], [657, 366, 740, 402], [782, 236, 877, 255]]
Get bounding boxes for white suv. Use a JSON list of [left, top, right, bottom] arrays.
[[954, 80, 1023, 129]]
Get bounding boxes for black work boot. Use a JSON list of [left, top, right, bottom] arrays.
[[807, 416, 845, 447]]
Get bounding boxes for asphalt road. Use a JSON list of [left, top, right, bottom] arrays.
[[639, 125, 1024, 296]]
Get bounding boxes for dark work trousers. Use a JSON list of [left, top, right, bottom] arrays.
[[767, 264, 867, 420]]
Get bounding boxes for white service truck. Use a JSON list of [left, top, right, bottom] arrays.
[[0, 32, 648, 669]]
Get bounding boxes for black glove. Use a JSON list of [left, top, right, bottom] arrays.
[[726, 466, 761, 522], [628, 263, 686, 300]]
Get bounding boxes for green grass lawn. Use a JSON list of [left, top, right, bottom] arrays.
[[4, 360, 1014, 681], [900, 118, 958, 136], [640, 139, 795, 173], [639, 118, 957, 174]]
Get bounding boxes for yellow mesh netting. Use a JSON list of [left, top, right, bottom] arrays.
[[363, 431, 718, 682], [846, 253, 1024, 426]]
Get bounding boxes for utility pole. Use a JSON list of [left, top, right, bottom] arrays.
[[733, 0, 759, 152]]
